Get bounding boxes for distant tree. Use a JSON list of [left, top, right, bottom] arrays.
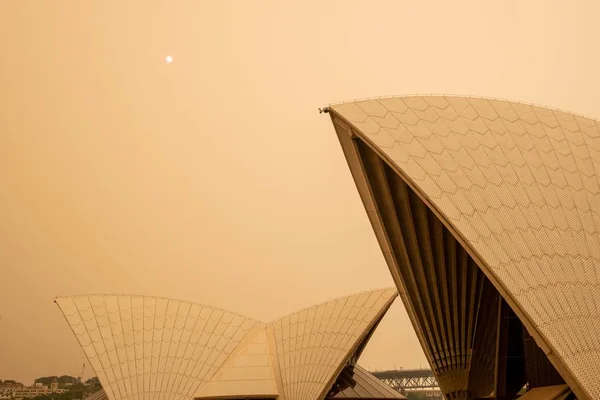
[[32, 387, 86, 400], [34, 376, 78, 388], [31, 395, 52, 400], [2, 380, 23, 386], [85, 376, 102, 388], [34, 377, 58, 386], [83, 378, 100, 387]]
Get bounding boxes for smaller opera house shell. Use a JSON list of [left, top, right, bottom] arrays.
[[326, 96, 600, 399], [55, 288, 401, 400]]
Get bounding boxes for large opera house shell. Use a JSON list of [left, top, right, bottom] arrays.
[[55, 288, 402, 400], [326, 96, 600, 399]]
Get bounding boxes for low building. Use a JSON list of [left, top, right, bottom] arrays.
[[12, 386, 51, 399], [0, 387, 16, 400], [2, 381, 66, 400]]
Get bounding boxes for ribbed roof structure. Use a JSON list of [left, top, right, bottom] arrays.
[[56, 288, 398, 400], [327, 95, 600, 399], [55, 295, 261, 400], [267, 289, 398, 400]]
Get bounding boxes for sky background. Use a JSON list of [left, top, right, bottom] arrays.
[[1, 0, 600, 384]]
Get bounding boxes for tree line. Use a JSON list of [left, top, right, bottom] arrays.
[[1, 377, 102, 400]]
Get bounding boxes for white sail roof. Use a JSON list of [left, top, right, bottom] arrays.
[[55, 295, 260, 400], [328, 95, 600, 398], [56, 288, 397, 400]]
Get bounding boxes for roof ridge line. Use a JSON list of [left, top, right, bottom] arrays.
[[324, 94, 600, 123], [267, 286, 397, 324], [54, 293, 263, 324]]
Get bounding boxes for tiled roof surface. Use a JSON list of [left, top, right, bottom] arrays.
[[194, 328, 278, 399], [56, 289, 397, 400], [55, 295, 261, 400], [330, 96, 600, 398], [268, 288, 397, 400]]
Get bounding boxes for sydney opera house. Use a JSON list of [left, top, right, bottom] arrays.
[[55, 289, 403, 400], [325, 96, 600, 399], [56, 95, 600, 400]]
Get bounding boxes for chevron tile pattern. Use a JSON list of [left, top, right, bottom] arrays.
[[56, 289, 397, 400], [55, 295, 260, 400], [329, 96, 600, 399], [268, 288, 397, 400]]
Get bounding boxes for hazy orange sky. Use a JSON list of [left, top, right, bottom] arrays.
[[1, 0, 600, 384]]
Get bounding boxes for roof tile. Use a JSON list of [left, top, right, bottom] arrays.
[[387, 143, 411, 164], [524, 121, 546, 138], [483, 208, 509, 235], [355, 100, 389, 118], [468, 98, 498, 120], [434, 105, 460, 121], [511, 103, 539, 124], [436, 132, 463, 152], [424, 119, 452, 137], [432, 151, 459, 172], [544, 125, 567, 142], [554, 109, 580, 132], [379, 97, 409, 114], [371, 113, 401, 129], [463, 191, 490, 213], [534, 106, 560, 128], [393, 110, 420, 126], [353, 117, 381, 135], [419, 174, 443, 200], [405, 121, 433, 139], [383, 125, 413, 144], [402, 97, 429, 111], [423, 96, 450, 109], [504, 118, 528, 136], [413, 107, 440, 123], [333, 103, 369, 123], [415, 153, 443, 176], [462, 117, 489, 134], [490, 100, 519, 122], [418, 135, 445, 155], [366, 129, 396, 149], [329, 96, 600, 398]]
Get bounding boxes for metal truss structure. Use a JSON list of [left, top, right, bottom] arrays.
[[371, 369, 440, 394]]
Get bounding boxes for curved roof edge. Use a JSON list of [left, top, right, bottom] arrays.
[[54, 293, 259, 324], [267, 288, 398, 400], [327, 96, 597, 399], [323, 94, 600, 123], [268, 286, 397, 323], [56, 289, 399, 400], [55, 294, 263, 400]]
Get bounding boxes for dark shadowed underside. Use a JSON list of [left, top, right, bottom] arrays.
[[326, 365, 404, 400], [327, 96, 600, 399]]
